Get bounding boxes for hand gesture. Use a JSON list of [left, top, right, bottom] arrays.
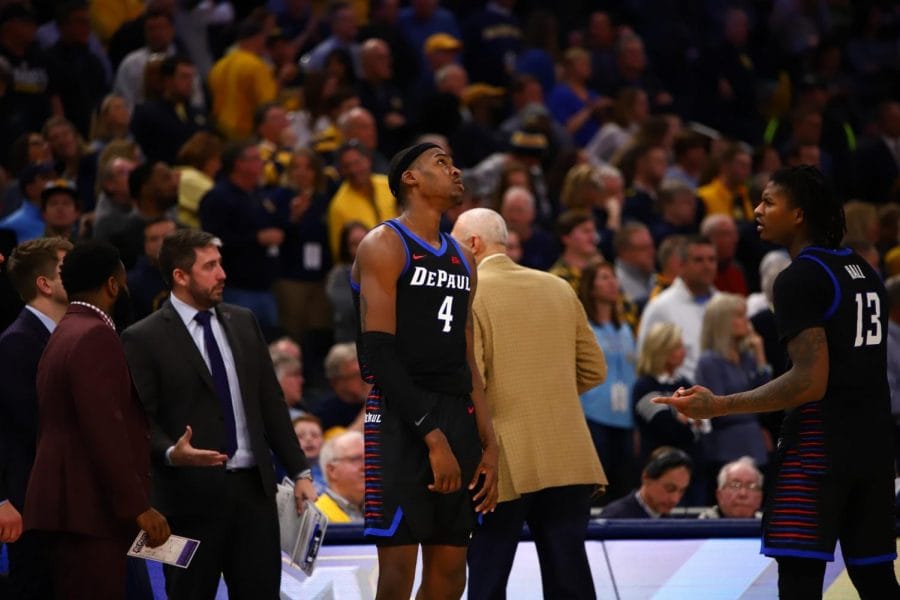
[[0, 501, 22, 543], [293, 478, 318, 513], [469, 443, 498, 514], [257, 227, 285, 248], [136, 507, 170, 548], [170, 426, 229, 467], [424, 429, 461, 494], [653, 385, 722, 420]]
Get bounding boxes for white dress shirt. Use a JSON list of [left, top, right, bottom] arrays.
[[169, 293, 254, 468], [24, 305, 56, 334]]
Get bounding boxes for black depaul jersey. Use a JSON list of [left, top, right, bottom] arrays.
[[773, 246, 892, 459], [354, 219, 472, 395]]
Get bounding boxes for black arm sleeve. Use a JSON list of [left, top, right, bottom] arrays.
[[359, 331, 439, 437]]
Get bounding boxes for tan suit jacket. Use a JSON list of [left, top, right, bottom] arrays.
[[472, 255, 608, 502]]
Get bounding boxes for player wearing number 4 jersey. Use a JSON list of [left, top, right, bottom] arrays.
[[351, 143, 499, 599], [656, 166, 899, 599]]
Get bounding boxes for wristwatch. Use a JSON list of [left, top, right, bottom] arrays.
[[294, 468, 313, 482]]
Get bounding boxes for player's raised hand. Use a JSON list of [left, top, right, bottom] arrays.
[[470, 443, 498, 514], [653, 385, 722, 419], [424, 429, 461, 494]]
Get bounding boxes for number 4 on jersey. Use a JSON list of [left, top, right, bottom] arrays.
[[438, 295, 453, 333], [854, 292, 882, 347]]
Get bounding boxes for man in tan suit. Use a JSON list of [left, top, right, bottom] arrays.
[[452, 208, 608, 600]]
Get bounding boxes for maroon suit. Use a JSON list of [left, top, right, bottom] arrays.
[[24, 304, 151, 600]]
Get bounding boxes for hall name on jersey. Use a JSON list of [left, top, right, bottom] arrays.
[[409, 266, 471, 290], [845, 264, 866, 280]]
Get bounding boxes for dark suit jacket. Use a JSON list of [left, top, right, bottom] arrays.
[[24, 305, 151, 540], [0, 308, 51, 510], [600, 491, 653, 519], [122, 301, 307, 517]]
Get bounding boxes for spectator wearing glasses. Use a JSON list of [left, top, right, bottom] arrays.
[[314, 430, 364, 523], [699, 456, 764, 519], [600, 446, 693, 518]]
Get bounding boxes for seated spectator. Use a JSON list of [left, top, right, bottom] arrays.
[[586, 87, 648, 165], [174, 132, 222, 229], [579, 260, 639, 502], [499, 185, 558, 271], [614, 222, 656, 306], [549, 210, 601, 291], [42, 117, 97, 213], [697, 143, 754, 222], [300, 3, 361, 75], [88, 94, 132, 153], [130, 55, 207, 164], [199, 142, 282, 332], [638, 235, 718, 380], [326, 221, 368, 344], [338, 107, 389, 174], [127, 216, 175, 320], [648, 235, 687, 301], [113, 7, 203, 110], [546, 48, 607, 148], [601, 446, 693, 518], [208, 13, 278, 140], [270, 346, 307, 419], [701, 214, 748, 295], [559, 164, 619, 260], [315, 430, 364, 523], [255, 102, 294, 188], [92, 156, 136, 241], [0, 162, 55, 244], [292, 415, 326, 495], [327, 141, 396, 259], [650, 180, 699, 248], [273, 149, 333, 353], [40, 179, 81, 240], [312, 343, 368, 435], [665, 130, 708, 191], [632, 322, 698, 465], [619, 143, 667, 228], [698, 456, 764, 519], [695, 293, 771, 498]]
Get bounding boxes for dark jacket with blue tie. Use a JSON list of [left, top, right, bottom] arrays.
[[122, 300, 308, 516], [0, 308, 51, 510]]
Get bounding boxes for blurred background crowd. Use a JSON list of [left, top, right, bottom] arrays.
[[0, 0, 898, 517]]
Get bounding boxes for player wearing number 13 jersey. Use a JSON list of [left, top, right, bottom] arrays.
[[351, 143, 498, 599], [656, 166, 898, 599]]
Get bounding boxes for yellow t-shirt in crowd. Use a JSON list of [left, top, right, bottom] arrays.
[[208, 47, 278, 140]]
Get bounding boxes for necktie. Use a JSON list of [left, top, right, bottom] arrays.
[[194, 310, 238, 457]]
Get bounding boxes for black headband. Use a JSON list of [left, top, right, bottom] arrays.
[[388, 143, 440, 199]]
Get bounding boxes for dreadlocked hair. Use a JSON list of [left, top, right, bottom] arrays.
[[770, 165, 845, 248]]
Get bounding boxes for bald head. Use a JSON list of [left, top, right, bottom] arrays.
[[451, 208, 508, 263], [338, 107, 377, 151]]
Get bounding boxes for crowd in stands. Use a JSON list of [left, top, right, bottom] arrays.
[[1, 0, 899, 519]]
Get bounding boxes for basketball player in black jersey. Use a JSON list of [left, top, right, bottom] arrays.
[[657, 165, 898, 599], [352, 143, 499, 599]]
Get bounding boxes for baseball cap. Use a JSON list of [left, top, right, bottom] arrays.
[[508, 130, 548, 157], [461, 83, 505, 106], [424, 33, 462, 54], [41, 178, 78, 201]]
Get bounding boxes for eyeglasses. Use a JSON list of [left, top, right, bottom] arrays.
[[723, 481, 762, 492], [333, 455, 364, 465]]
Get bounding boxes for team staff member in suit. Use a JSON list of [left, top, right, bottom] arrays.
[[451, 208, 608, 599], [122, 229, 317, 600], [0, 237, 72, 599], [24, 241, 170, 600]]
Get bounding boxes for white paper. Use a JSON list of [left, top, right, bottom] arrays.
[[127, 530, 200, 569]]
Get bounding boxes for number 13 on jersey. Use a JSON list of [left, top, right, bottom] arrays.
[[854, 292, 882, 347]]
